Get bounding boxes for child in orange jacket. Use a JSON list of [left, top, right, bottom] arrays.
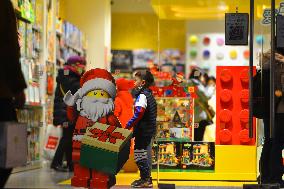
[[114, 78, 138, 172], [114, 78, 134, 127]]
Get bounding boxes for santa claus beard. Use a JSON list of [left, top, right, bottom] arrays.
[[78, 96, 114, 122]]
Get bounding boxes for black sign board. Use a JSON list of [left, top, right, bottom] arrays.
[[225, 13, 249, 45], [277, 15, 284, 48], [111, 50, 133, 73]]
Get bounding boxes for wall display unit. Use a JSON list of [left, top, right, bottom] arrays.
[[14, 0, 44, 172]]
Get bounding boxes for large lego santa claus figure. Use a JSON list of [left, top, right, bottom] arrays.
[[63, 68, 121, 189]]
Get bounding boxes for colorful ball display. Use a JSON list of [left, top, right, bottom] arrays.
[[203, 50, 210, 59], [189, 49, 198, 58], [203, 37, 211, 46], [243, 50, 250, 60], [229, 50, 238, 60], [217, 37, 224, 46], [256, 35, 264, 45], [216, 52, 224, 60], [189, 35, 198, 45]]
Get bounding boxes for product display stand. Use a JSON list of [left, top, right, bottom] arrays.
[[152, 95, 195, 184], [12, 0, 45, 173], [11, 0, 87, 173]]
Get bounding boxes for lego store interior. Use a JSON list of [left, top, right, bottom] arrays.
[[1, 0, 284, 188]]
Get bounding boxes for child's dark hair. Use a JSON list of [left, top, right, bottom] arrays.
[[135, 70, 155, 88]]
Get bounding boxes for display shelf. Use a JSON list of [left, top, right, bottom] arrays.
[[24, 103, 43, 108], [15, 9, 32, 24], [56, 30, 63, 37], [15, 0, 45, 170], [32, 25, 42, 33], [156, 97, 190, 100], [156, 138, 192, 142], [65, 43, 83, 55], [12, 160, 41, 173]]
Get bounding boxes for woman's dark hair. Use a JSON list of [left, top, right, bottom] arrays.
[[0, 0, 20, 59], [189, 68, 202, 80], [207, 76, 216, 84], [135, 70, 155, 88], [276, 46, 284, 56]]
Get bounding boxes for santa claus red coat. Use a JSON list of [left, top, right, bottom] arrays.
[[64, 68, 121, 189]]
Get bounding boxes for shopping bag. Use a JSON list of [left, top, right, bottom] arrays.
[[0, 122, 28, 168], [43, 124, 62, 160]]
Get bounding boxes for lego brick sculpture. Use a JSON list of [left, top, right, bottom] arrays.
[[63, 68, 130, 189], [216, 66, 256, 145]]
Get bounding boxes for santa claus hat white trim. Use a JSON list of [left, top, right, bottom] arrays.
[[79, 78, 116, 99]]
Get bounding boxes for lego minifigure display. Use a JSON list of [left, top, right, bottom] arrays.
[[63, 68, 131, 189]]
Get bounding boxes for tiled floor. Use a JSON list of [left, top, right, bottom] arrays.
[[5, 166, 243, 189]]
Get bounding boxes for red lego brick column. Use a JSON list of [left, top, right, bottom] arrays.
[[216, 66, 256, 145]]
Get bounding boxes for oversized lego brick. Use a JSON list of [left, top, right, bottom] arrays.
[[80, 139, 131, 175], [216, 66, 256, 145], [81, 122, 132, 152]]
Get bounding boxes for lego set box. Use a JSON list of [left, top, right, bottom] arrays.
[[80, 123, 132, 175], [155, 97, 194, 141], [152, 141, 215, 172]]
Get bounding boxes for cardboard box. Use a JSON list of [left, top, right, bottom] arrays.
[[80, 123, 132, 175]]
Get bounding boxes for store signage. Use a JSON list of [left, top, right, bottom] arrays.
[[276, 15, 284, 48], [225, 13, 249, 46], [262, 2, 284, 25]]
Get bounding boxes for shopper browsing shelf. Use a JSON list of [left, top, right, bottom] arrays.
[[126, 70, 157, 188], [188, 68, 214, 141], [51, 56, 86, 172], [0, 0, 27, 187]]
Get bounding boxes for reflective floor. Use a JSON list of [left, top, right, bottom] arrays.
[[5, 166, 243, 189]]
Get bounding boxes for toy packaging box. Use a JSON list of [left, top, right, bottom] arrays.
[[152, 142, 180, 170], [181, 142, 215, 171], [152, 141, 215, 172], [80, 123, 132, 175]]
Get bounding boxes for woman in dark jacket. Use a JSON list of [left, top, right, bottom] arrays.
[[257, 48, 284, 187], [0, 0, 27, 187], [50, 56, 86, 172]]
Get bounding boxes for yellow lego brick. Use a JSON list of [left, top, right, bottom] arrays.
[[82, 122, 132, 153]]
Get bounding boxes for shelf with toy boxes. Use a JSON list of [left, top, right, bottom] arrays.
[[152, 140, 215, 172], [17, 0, 44, 106], [55, 19, 87, 69], [150, 76, 216, 174], [15, 0, 44, 168], [16, 106, 43, 163]]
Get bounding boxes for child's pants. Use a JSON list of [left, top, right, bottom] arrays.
[[134, 136, 153, 179]]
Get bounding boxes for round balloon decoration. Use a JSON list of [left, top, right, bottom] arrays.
[[189, 35, 198, 45], [256, 35, 264, 45], [203, 50, 210, 59], [216, 52, 224, 60], [230, 50, 238, 60], [190, 49, 198, 58], [203, 37, 210, 46], [243, 50, 250, 60], [217, 37, 225, 46]]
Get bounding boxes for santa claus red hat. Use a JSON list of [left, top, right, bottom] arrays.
[[79, 68, 116, 99]]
